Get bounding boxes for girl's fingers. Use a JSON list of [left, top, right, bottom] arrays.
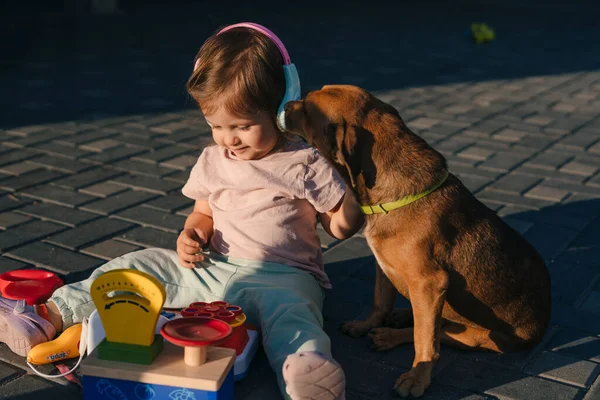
[[181, 244, 201, 255], [180, 235, 201, 248]]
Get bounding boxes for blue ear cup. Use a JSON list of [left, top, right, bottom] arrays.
[[276, 64, 301, 132]]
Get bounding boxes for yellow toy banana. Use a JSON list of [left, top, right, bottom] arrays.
[[27, 323, 83, 365]]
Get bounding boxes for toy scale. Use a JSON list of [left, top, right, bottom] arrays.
[[81, 269, 237, 400]]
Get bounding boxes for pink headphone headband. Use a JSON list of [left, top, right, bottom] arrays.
[[217, 22, 292, 65]]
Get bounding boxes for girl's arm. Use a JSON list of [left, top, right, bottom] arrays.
[[184, 199, 214, 235], [319, 186, 364, 240]]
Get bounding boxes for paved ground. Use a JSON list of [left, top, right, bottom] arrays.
[[1, 0, 600, 399]]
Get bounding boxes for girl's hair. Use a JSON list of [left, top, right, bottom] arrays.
[[186, 26, 286, 121]]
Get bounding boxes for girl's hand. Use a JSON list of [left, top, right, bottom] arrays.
[[177, 228, 209, 268]]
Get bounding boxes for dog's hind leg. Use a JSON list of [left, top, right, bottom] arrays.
[[369, 322, 533, 353], [440, 322, 532, 353]]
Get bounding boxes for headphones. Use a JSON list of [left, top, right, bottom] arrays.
[[199, 22, 301, 132]]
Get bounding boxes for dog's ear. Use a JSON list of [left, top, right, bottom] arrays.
[[332, 121, 359, 189]]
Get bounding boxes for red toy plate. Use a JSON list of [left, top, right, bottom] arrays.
[[0, 270, 63, 305], [160, 317, 232, 347]]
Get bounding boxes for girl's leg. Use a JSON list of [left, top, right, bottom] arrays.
[[50, 248, 237, 328], [222, 259, 345, 400]]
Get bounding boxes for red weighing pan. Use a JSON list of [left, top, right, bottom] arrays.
[[0, 270, 63, 305], [161, 317, 232, 366]]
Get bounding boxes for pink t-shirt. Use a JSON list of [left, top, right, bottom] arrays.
[[181, 140, 346, 289]]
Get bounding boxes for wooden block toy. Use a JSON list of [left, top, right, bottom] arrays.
[[82, 341, 235, 400], [81, 269, 236, 400]]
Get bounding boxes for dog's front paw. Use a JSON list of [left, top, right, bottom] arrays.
[[368, 327, 408, 351], [393, 364, 432, 398], [340, 320, 374, 337]]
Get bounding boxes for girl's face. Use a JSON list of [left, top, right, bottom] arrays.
[[204, 105, 280, 161]]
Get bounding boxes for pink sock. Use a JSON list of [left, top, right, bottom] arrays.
[[282, 351, 346, 400]]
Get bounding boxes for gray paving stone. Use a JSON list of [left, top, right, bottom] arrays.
[[501, 216, 534, 235], [113, 133, 170, 149], [547, 261, 599, 306], [556, 132, 600, 150], [434, 136, 475, 154], [27, 154, 95, 173], [0, 360, 22, 384], [450, 165, 503, 181], [457, 146, 496, 161], [6, 129, 72, 148], [525, 184, 571, 202], [524, 114, 556, 126], [113, 205, 186, 233], [525, 351, 600, 388], [524, 152, 573, 171], [0, 374, 81, 399], [79, 138, 122, 152], [0, 212, 31, 229], [163, 169, 192, 183], [585, 377, 600, 400], [0, 256, 31, 273], [80, 190, 159, 215], [15, 202, 100, 227], [524, 223, 579, 261], [477, 152, 529, 172], [5, 125, 47, 136], [544, 179, 600, 196], [142, 193, 194, 212], [0, 219, 68, 251], [492, 129, 529, 143], [514, 166, 588, 184], [0, 161, 42, 175], [0, 168, 65, 192], [116, 226, 178, 249], [477, 190, 555, 210], [54, 129, 119, 146], [548, 329, 600, 364], [20, 184, 97, 207], [0, 193, 32, 213], [81, 239, 142, 260], [5, 241, 104, 278], [552, 302, 600, 336], [560, 161, 598, 177], [45, 217, 135, 250], [0, 149, 40, 167], [82, 145, 147, 164], [32, 141, 93, 159], [131, 144, 192, 163], [161, 154, 199, 170], [516, 135, 556, 151], [455, 174, 492, 194], [436, 359, 582, 400], [112, 158, 179, 177], [587, 173, 600, 188], [110, 173, 182, 194], [51, 167, 124, 190], [486, 174, 543, 196], [79, 181, 128, 198]]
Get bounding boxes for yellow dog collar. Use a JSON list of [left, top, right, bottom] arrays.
[[360, 170, 449, 215]]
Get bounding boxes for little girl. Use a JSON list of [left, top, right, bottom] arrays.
[[0, 23, 363, 400]]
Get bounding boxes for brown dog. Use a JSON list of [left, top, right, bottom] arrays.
[[284, 85, 551, 398]]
